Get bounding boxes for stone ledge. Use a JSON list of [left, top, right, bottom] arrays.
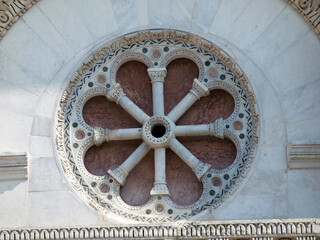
[[0, 218, 319, 240], [287, 141, 320, 169], [0, 152, 28, 181]]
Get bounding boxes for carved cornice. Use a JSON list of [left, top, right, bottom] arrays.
[[0, 0, 39, 40], [0, 152, 28, 181], [286, 0, 320, 38], [0, 219, 319, 240]]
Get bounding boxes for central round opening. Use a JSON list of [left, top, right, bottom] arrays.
[[151, 124, 166, 138]]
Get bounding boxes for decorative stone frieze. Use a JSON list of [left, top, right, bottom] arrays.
[[0, 219, 319, 240], [286, 0, 320, 38], [0, 152, 28, 181], [0, 0, 38, 40], [287, 141, 320, 169]]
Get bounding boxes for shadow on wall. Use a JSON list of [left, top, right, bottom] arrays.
[[0, 179, 26, 194]]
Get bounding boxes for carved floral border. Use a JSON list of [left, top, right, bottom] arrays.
[[0, 219, 319, 240], [0, 0, 38, 40], [285, 0, 320, 37]]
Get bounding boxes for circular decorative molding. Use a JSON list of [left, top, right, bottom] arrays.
[[55, 29, 259, 223], [0, 0, 39, 40], [285, 0, 320, 37]]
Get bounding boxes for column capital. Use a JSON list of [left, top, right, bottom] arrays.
[[148, 67, 167, 83], [209, 118, 224, 139], [194, 161, 211, 180], [190, 78, 210, 99], [150, 182, 170, 196], [106, 83, 125, 104], [93, 127, 109, 146], [108, 166, 128, 186]]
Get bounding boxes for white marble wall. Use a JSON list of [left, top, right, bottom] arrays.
[[0, 0, 319, 228]]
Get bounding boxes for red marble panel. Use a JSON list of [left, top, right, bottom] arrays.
[[120, 150, 154, 206], [166, 149, 203, 206], [82, 96, 140, 129], [164, 58, 199, 115], [178, 137, 237, 170], [84, 140, 142, 176], [116, 61, 153, 116], [177, 89, 235, 125]]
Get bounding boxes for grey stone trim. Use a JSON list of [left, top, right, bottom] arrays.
[[0, 0, 39, 40], [0, 219, 319, 240], [0, 152, 28, 181], [287, 141, 320, 169]]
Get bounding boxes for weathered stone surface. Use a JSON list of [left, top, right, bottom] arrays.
[[120, 150, 154, 206], [83, 96, 140, 129], [164, 58, 235, 122], [84, 140, 142, 176], [116, 61, 153, 116], [164, 58, 199, 115], [166, 149, 203, 206], [178, 136, 236, 170]]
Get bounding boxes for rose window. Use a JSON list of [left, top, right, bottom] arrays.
[[55, 30, 258, 222]]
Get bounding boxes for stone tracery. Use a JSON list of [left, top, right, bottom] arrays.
[[55, 30, 259, 222]]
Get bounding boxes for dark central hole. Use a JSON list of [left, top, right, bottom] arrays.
[[151, 124, 166, 138]]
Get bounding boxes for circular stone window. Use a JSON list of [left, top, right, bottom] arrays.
[[55, 29, 259, 222]]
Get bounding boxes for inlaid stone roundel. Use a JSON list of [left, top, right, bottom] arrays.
[[55, 29, 258, 223]]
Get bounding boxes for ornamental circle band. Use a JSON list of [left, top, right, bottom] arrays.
[[55, 30, 259, 222]]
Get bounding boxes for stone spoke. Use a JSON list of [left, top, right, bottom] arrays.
[[106, 83, 150, 124], [148, 68, 167, 116], [175, 118, 224, 139], [169, 138, 211, 181], [92, 126, 142, 146], [167, 79, 210, 122], [108, 142, 151, 185], [150, 148, 170, 196]]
